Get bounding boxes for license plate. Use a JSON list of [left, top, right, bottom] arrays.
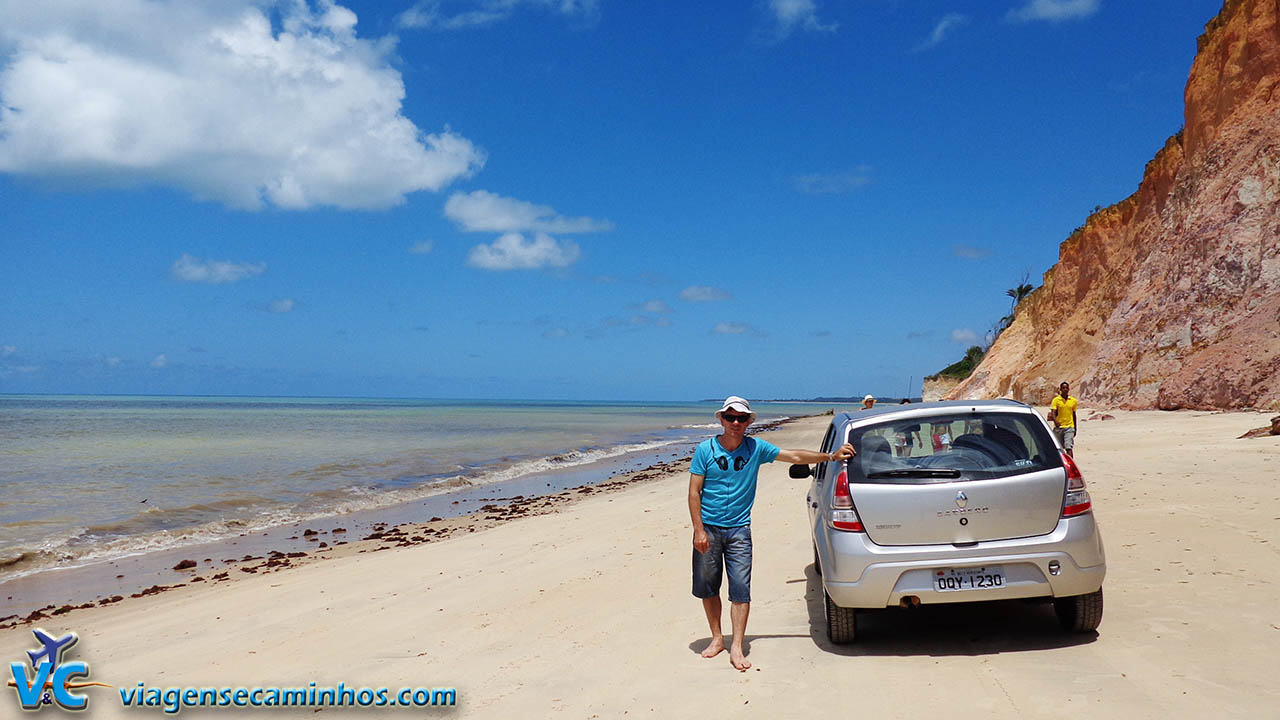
[[935, 566, 1005, 592]]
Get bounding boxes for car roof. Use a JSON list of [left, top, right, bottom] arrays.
[[833, 398, 1035, 427]]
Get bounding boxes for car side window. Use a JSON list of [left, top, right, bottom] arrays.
[[816, 423, 836, 481]]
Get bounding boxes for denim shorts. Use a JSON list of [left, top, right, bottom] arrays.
[[692, 524, 752, 603]]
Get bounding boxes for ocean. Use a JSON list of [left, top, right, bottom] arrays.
[[0, 394, 818, 585]]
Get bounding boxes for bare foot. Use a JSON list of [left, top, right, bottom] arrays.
[[730, 647, 751, 671], [701, 636, 725, 658]]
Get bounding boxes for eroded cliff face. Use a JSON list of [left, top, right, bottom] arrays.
[[947, 0, 1280, 410], [922, 376, 961, 402]]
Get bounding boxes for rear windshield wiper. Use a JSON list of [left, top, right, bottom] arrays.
[[865, 468, 962, 479]]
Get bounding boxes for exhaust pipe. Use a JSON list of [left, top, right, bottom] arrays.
[[898, 595, 921, 608]]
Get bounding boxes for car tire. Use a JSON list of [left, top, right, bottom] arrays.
[[824, 591, 857, 643], [813, 542, 822, 576], [1054, 587, 1103, 632]]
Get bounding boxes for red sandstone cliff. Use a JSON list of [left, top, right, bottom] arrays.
[[947, 0, 1280, 410]]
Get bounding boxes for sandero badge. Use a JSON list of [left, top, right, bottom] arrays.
[[7, 629, 109, 711]]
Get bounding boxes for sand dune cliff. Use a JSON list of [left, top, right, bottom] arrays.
[[948, 0, 1280, 410]]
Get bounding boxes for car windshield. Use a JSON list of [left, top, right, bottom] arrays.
[[846, 411, 1060, 484]]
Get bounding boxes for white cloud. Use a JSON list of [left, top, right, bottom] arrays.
[[951, 328, 980, 344], [714, 322, 749, 335], [915, 13, 967, 51], [680, 285, 733, 302], [445, 190, 612, 234], [150, 354, 168, 368], [267, 298, 295, 314], [542, 327, 568, 339], [639, 300, 673, 313], [467, 232, 580, 270], [766, 0, 837, 39], [104, 356, 123, 367], [397, 0, 601, 31], [794, 167, 871, 195], [600, 315, 634, 328], [0, 364, 40, 375], [952, 244, 990, 260], [397, 3, 439, 28], [1007, 0, 1100, 23], [409, 240, 435, 255], [0, 345, 15, 357], [0, 1, 484, 210], [171, 253, 266, 284]]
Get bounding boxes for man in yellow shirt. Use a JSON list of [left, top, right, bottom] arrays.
[[1048, 381, 1078, 457]]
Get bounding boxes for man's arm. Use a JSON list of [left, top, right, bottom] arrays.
[[689, 473, 709, 553], [774, 442, 855, 465]]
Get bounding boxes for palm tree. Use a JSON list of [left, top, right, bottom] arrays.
[[990, 274, 1036, 346], [1006, 282, 1034, 315]]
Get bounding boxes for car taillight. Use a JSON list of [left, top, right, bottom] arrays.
[[829, 470, 865, 532], [1061, 452, 1092, 517]]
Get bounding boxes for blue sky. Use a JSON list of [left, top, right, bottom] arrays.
[[0, 0, 1222, 401]]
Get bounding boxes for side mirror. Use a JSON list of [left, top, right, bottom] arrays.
[[789, 464, 813, 479]]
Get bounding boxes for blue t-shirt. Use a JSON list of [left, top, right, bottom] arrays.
[[690, 435, 781, 528]]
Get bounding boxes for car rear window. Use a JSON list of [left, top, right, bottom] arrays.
[[846, 412, 1061, 484]]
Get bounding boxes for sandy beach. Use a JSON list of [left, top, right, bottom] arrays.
[[3, 409, 1278, 718]]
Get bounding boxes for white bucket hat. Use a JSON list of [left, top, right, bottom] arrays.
[[716, 395, 755, 422]]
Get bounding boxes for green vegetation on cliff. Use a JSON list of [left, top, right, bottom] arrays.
[[928, 275, 1035, 381], [928, 345, 985, 380]]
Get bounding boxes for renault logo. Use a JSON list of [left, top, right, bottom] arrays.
[[955, 490, 968, 508]]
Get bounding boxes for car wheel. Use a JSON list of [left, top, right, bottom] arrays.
[[824, 591, 857, 643], [813, 542, 822, 576], [1054, 587, 1103, 632]]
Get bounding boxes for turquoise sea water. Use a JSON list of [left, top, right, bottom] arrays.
[[0, 394, 816, 581]]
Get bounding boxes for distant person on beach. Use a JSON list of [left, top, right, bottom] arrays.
[[861, 395, 876, 410], [1048, 381, 1079, 457], [688, 396, 854, 671]]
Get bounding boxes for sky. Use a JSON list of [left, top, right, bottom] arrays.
[[0, 0, 1225, 401]]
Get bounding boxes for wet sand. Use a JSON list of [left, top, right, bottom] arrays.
[[0, 417, 793, 622], [0, 443, 703, 625]]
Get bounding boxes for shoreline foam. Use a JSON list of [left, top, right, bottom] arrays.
[[0, 417, 797, 623], [0, 420, 775, 586], [3, 395, 814, 577]]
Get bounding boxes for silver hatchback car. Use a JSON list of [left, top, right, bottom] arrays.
[[791, 399, 1105, 643]]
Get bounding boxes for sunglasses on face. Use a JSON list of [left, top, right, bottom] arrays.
[[722, 414, 751, 424]]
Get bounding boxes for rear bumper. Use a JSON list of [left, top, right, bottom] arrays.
[[819, 514, 1106, 609]]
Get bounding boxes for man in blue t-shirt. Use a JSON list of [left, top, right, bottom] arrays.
[[689, 396, 855, 670]]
